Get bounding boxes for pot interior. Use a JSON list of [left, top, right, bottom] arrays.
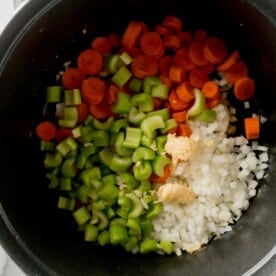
[[0, 0, 275, 275]]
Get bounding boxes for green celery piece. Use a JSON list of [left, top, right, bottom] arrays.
[[127, 218, 142, 236], [140, 219, 153, 237], [99, 148, 114, 167], [56, 137, 78, 156], [137, 180, 151, 192], [155, 136, 167, 153], [102, 174, 117, 186], [161, 118, 177, 134], [115, 132, 133, 157], [118, 195, 132, 212], [112, 92, 132, 114], [140, 239, 158, 254], [122, 127, 142, 149], [44, 152, 62, 168], [131, 92, 154, 112], [194, 109, 217, 123], [111, 66, 132, 87], [159, 240, 174, 254], [46, 173, 59, 189], [46, 86, 62, 103], [119, 51, 133, 65], [98, 181, 119, 203], [187, 88, 206, 117], [76, 185, 90, 204], [97, 230, 110, 246], [143, 76, 162, 93], [109, 118, 128, 133], [125, 193, 144, 218], [109, 224, 129, 245], [61, 158, 77, 178], [104, 53, 123, 74], [93, 117, 114, 130], [146, 108, 170, 121], [40, 141, 55, 152], [140, 115, 165, 138], [128, 106, 146, 125], [91, 130, 109, 147], [110, 217, 127, 226], [110, 155, 132, 173], [64, 89, 82, 106], [133, 160, 152, 181], [58, 106, 78, 128], [77, 145, 96, 169], [81, 167, 102, 186], [129, 78, 142, 93], [60, 177, 72, 191], [79, 125, 94, 143], [152, 155, 171, 177], [92, 210, 109, 230], [84, 224, 99, 242], [151, 84, 169, 100], [140, 135, 155, 148], [124, 236, 138, 251], [57, 196, 75, 211], [145, 202, 163, 219], [132, 147, 156, 162], [73, 206, 91, 225], [118, 172, 139, 191]]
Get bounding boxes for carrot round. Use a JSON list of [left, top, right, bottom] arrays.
[[205, 96, 221, 109], [189, 68, 209, 88], [154, 24, 172, 37], [168, 89, 189, 111], [177, 31, 193, 47], [225, 61, 248, 84], [91, 36, 112, 55], [169, 66, 187, 83], [76, 102, 89, 123], [77, 49, 103, 75], [174, 47, 188, 67], [175, 82, 194, 103], [164, 34, 181, 50], [55, 127, 72, 142], [188, 41, 208, 66], [162, 15, 183, 33], [89, 101, 112, 120], [172, 110, 188, 123], [199, 63, 215, 74], [107, 32, 121, 48], [81, 76, 107, 104], [122, 20, 143, 49], [202, 36, 228, 64], [159, 55, 174, 75], [159, 74, 173, 89], [217, 50, 240, 72], [233, 76, 255, 101], [106, 84, 120, 105], [62, 68, 85, 90], [244, 117, 260, 140], [140, 32, 164, 56], [131, 54, 158, 79], [194, 29, 207, 42], [150, 165, 171, 183], [177, 123, 192, 137], [202, 81, 220, 99], [36, 121, 57, 141]]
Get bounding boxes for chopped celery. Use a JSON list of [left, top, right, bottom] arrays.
[[104, 53, 123, 74], [58, 106, 78, 128], [64, 89, 82, 106], [122, 127, 142, 149], [111, 66, 132, 87], [81, 167, 101, 186], [91, 130, 109, 147], [131, 93, 154, 112], [93, 117, 114, 130], [140, 239, 158, 254], [115, 132, 133, 157], [99, 148, 114, 167], [128, 107, 146, 125], [84, 224, 99, 242], [57, 196, 75, 211], [140, 115, 165, 138], [110, 155, 132, 173], [146, 108, 170, 121], [46, 173, 59, 189], [129, 78, 142, 93], [124, 236, 138, 251], [125, 193, 144, 218], [194, 109, 217, 123], [161, 118, 177, 134], [132, 147, 156, 162], [97, 230, 110, 246], [118, 172, 139, 191], [44, 152, 62, 168], [127, 218, 142, 236], [61, 158, 77, 178], [112, 92, 132, 114], [159, 240, 174, 254], [145, 202, 163, 219], [133, 160, 152, 181], [73, 207, 91, 225], [143, 76, 162, 93], [119, 51, 133, 65], [152, 155, 171, 177], [56, 137, 78, 156], [40, 141, 55, 152], [155, 136, 167, 153], [60, 177, 72, 191], [151, 84, 169, 100], [109, 118, 128, 133], [47, 86, 62, 103], [109, 224, 129, 245], [98, 181, 119, 203], [187, 88, 206, 117]]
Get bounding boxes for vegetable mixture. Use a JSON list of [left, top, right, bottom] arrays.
[[36, 15, 266, 255]]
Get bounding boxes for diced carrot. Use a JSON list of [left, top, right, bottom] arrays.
[[225, 61, 248, 84], [217, 50, 240, 72], [194, 29, 207, 42], [81, 76, 107, 104], [55, 127, 73, 142], [244, 117, 260, 140], [159, 74, 173, 90], [202, 36, 228, 64], [172, 110, 188, 123], [153, 97, 163, 110], [177, 123, 192, 137], [188, 41, 208, 66], [177, 31, 193, 47], [199, 63, 215, 74], [36, 121, 57, 141], [174, 47, 189, 67], [168, 89, 189, 111], [175, 82, 194, 103], [169, 66, 187, 83], [89, 100, 112, 120], [164, 34, 181, 50], [62, 68, 85, 90], [154, 24, 172, 37], [77, 49, 103, 75], [76, 102, 90, 123], [205, 96, 222, 109], [107, 32, 121, 48], [150, 165, 171, 183], [162, 15, 183, 33], [120, 46, 141, 58], [233, 76, 255, 101], [189, 68, 209, 88], [202, 81, 220, 99], [106, 84, 120, 105], [140, 22, 149, 34], [139, 32, 164, 56], [121, 20, 144, 49], [159, 55, 174, 75], [131, 54, 159, 79], [91, 36, 112, 55]]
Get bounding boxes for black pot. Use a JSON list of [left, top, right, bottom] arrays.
[[0, 0, 275, 275]]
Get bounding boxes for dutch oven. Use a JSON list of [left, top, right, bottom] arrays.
[[0, 0, 275, 275]]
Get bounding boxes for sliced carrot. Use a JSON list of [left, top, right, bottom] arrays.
[[199, 63, 215, 74], [154, 24, 172, 37], [81, 76, 107, 104], [77, 49, 103, 75], [62, 68, 85, 90], [131, 54, 159, 79], [140, 32, 164, 56], [202, 81, 220, 99], [36, 121, 57, 141], [106, 84, 120, 105], [168, 89, 189, 111], [76, 102, 89, 123], [153, 97, 163, 110], [122, 20, 144, 49], [91, 36, 112, 55], [169, 66, 187, 83], [177, 31, 193, 47], [244, 117, 260, 140], [194, 29, 207, 42], [174, 47, 189, 67], [177, 123, 192, 137], [172, 110, 188, 123], [150, 165, 171, 183], [159, 74, 173, 90], [188, 41, 208, 66], [205, 96, 221, 109], [107, 32, 121, 48], [225, 61, 248, 84], [120, 46, 141, 58], [175, 81, 194, 103], [55, 127, 72, 142], [164, 34, 181, 50], [217, 50, 240, 72], [159, 55, 174, 75], [162, 15, 183, 33], [202, 36, 228, 64], [89, 100, 112, 120], [189, 68, 209, 88], [233, 76, 255, 101]]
